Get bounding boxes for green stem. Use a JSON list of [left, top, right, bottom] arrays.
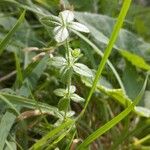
[[64, 39, 72, 119], [133, 134, 150, 146], [78, 0, 132, 119]]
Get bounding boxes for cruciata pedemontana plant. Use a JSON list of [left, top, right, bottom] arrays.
[[40, 10, 92, 117]]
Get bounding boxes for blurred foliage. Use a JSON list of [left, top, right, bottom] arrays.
[[0, 0, 150, 149]]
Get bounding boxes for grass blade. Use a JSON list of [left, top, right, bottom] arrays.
[[0, 95, 20, 115], [14, 52, 23, 88], [72, 30, 125, 92], [78, 0, 132, 118], [0, 10, 25, 56], [0, 56, 49, 149], [30, 119, 74, 150], [77, 73, 148, 149], [77, 103, 135, 149], [0, 93, 63, 119]]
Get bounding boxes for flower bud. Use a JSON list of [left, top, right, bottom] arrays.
[[71, 48, 81, 58]]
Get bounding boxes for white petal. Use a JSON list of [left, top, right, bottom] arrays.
[[59, 10, 74, 23], [70, 22, 90, 33], [54, 26, 69, 43]]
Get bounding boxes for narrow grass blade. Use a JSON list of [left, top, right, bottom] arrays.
[[0, 56, 49, 149], [14, 52, 23, 87], [0, 10, 25, 56], [2, 0, 47, 16], [79, 0, 132, 118], [0, 112, 17, 149], [0, 93, 63, 119], [77, 103, 135, 149], [77, 73, 148, 149], [30, 119, 74, 150], [0, 95, 20, 115]]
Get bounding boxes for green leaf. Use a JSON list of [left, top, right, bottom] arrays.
[[54, 26, 69, 43], [70, 22, 90, 33], [0, 10, 25, 56], [73, 63, 93, 77], [71, 94, 85, 103], [144, 91, 150, 109], [81, 75, 131, 106], [14, 52, 23, 88], [82, 71, 112, 89], [120, 50, 150, 70], [0, 113, 17, 150], [75, 12, 150, 61], [134, 106, 150, 118], [0, 95, 20, 115], [54, 88, 66, 97], [40, 16, 61, 28], [70, 85, 76, 93], [50, 56, 67, 68], [59, 10, 74, 23], [122, 62, 143, 100], [54, 86, 76, 97], [0, 93, 63, 119], [58, 97, 69, 111]]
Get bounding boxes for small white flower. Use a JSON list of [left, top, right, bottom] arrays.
[[53, 10, 89, 43]]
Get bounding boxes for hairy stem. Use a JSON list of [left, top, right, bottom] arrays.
[[64, 39, 72, 119]]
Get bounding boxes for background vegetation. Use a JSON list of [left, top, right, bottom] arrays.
[[0, 0, 150, 149]]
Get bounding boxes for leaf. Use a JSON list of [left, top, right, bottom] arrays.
[[30, 119, 74, 150], [0, 95, 20, 115], [144, 91, 150, 109], [40, 16, 61, 28], [54, 26, 69, 43], [50, 56, 67, 68], [71, 94, 85, 103], [58, 97, 69, 111], [0, 10, 25, 56], [70, 22, 90, 33], [122, 62, 143, 100], [14, 52, 23, 88], [75, 11, 150, 61], [0, 93, 62, 119], [82, 71, 112, 89], [0, 112, 17, 150], [54, 86, 76, 97], [70, 85, 76, 93], [120, 50, 150, 70], [5, 140, 17, 150], [134, 106, 150, 118], [59, 10, 74, 23], [54, 88, 66, 97], [1, 0, 47, 16], [73, 63, 93, 77], [60, 67, 73, 84], [81, 75, 131, 106]]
